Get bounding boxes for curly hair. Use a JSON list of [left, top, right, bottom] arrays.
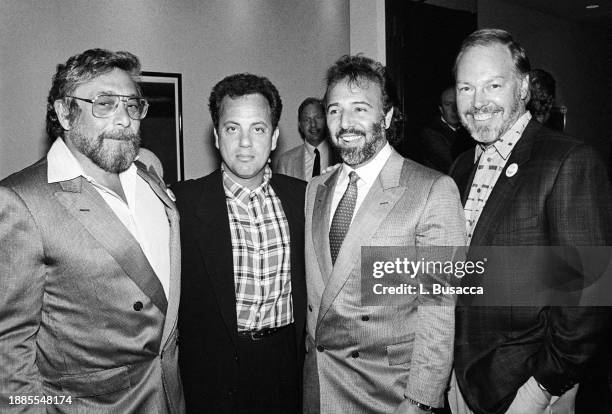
[[46, 49, 141, 140], [324, 55, 402, 145], [209, 73, 282, 129]]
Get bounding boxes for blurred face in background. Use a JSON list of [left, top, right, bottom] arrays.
[[439, 87, 460, 128], [299, 103, 326, 146]]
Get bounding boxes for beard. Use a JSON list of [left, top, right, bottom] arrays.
[[461, 89, 522, 144], [68, 125, 141, 173], [333, 120, 386, 167]]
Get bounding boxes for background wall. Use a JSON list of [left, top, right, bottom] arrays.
[[478, 0, 612, 155], [0, 0, 350, 180]]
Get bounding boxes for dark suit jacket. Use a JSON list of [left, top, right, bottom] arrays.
[[450, 120, 612, 414], [419, 117, 475, 174], [172, 170, 306, 414]]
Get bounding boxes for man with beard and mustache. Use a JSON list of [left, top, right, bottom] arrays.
[[274, 97, 338, 181], [0, 49, 185, 413], [302, 55, 466, 413], [448, 29, 612, 414]]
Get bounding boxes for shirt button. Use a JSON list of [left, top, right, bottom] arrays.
[[351, 351, 359, 358], [259, 249, 264, 255], [133, 301, 143, 311], [316, 345, 325, 352], [361, 315, 369, 321]]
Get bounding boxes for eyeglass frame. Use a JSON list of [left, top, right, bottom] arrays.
[[63, 94, 150, 120]]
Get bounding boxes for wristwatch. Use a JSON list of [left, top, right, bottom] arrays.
[[406, 397, 434, 412]]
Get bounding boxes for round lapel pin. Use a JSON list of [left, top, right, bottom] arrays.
[[506, 163, 518, 178]]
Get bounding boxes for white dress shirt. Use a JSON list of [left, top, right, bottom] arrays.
[[304, 140, 331, 177], [329, 142, 393, 229], [47, 138, 170, 297]]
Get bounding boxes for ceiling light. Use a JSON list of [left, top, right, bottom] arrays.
[[586, 4, 600, 9]]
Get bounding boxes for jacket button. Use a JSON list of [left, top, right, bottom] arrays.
[[361, 315, 369, 321], [234, 354, 239, 362], [133, 301, 143, 311], [351, 351, 359, 358], [308, 304, 313, 312], [316, 345, 325, 352]]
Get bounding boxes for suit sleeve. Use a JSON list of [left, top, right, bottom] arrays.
[[534, 144, 612, 395], [406, 175, 467, 407], [0, 186, 46, 413]]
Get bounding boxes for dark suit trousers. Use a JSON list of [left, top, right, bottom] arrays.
[[235, 324, 299, 414]]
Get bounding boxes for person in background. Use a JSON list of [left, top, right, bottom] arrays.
[[275, 97, 337, 181], [419, 86, 474, 173]]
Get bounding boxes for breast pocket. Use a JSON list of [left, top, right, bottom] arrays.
[[59, 365, 130, 397], [498, 214, 540, 234], [386, 334, 415, 366]]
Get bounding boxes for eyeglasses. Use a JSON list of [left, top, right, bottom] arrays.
[[64, 94, 149, 120]]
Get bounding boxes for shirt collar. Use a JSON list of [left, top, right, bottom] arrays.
[[222, 164, 272, 202], [47, 137, 88, 183], [304, 139, 329, 155], [339, 142, 393, 187], [475, 111, 532, 161], [440, 115, 459, 132], [47, 137, 138, 199]]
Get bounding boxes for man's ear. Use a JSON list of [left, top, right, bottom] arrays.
[[271, 127, 279, 151], [213, 128, 220, 150], [53, 99, 73, 130], [520, 74, 530, 100], [383, 107, 394, 130]]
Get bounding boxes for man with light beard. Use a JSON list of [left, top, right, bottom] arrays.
[[448, 29, 612, 414], [303, 55, 466, 413], [0, 49, 185, 413]]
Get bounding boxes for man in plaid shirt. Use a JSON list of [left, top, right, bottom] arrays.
[[173, 74, 307, 413]]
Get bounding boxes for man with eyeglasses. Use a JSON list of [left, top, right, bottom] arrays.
[[0, 49, 184, 413]]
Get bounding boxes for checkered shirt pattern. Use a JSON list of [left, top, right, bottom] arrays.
[[222, 165, 293, 332], [329, 171, 359, 264], [464, 112, 531, 243]]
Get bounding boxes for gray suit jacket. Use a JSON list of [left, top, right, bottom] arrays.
[[303, 148, 466, 413], [276, 144, 308, 180], [0, 158, 185, 413]]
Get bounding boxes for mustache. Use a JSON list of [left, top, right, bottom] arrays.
[[100, 129, 140, 142], [336, 127, 366, 139]]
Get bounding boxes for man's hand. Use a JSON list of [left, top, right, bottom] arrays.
[[392, 399, 431, 414]]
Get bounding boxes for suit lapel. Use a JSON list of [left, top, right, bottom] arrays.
[[470, 120, 539, 246], [317, 151, 406, 326], [193, 171, 239, 346], [312, 169, 340, 283], [54, 177, 168, 315], [136, 168, 182, 349], [297, 147, 306, 181]]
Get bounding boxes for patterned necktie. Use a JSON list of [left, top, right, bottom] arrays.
[[329, 171, 359, 264], [313, 148, 320, 177]]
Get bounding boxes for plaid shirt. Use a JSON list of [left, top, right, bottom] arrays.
[[465, 112, 531, 243], [222, 165, 293, 331]]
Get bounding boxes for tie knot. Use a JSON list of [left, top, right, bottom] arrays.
[[314, 148, 319, 154], [348, 171, 359, 184]]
